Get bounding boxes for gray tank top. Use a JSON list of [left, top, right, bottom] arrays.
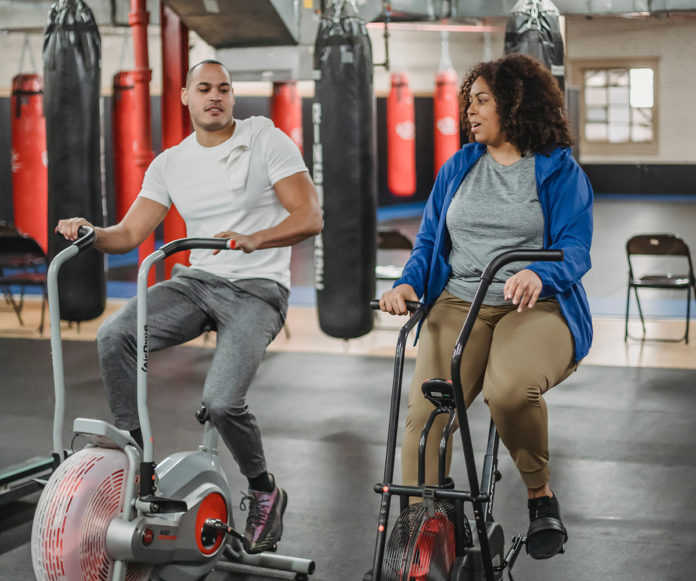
[[444, 152, 544, 305]]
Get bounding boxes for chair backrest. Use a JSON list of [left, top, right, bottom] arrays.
[[377, 229, 413, 251], [626, 234, 690, 257], [626, 233, 695, 285], [0, 222, 47, 265]]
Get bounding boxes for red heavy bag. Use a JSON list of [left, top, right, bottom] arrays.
[[160, 2, 190, 279], [11, 74, 48, 253], [433, 69, 460, 178], [112, 71, 155, 283], [112, 71, 141, 222], [387, 72, 416, 197], [271, 81, 303, 154]]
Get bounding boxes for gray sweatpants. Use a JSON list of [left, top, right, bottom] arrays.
[[96, 266, 288, 479]]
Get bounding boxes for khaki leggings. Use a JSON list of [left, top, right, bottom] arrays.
[[403, 290, 577, 491]]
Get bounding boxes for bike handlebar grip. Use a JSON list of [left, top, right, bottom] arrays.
[[369, 299, 423, 312], [74, 226, 96, 251], [159, 237, 236, 258], [481, 249, 564, 281]]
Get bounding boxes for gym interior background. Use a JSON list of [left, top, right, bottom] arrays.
[[1, 1, 695, 580]]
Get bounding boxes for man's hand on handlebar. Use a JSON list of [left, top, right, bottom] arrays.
[[212, 230, 257, 254], [55, 218, 94, 242], [379, 284, 419, 316], [504, 269, 543, 312]]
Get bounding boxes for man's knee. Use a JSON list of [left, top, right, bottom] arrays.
[[205, 399, 248, 424], [97, 311, 135, 354]]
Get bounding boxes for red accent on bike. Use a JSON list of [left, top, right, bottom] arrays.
[[195, 493, 228, 555]]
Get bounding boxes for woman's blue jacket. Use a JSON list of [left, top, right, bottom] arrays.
[[394, 142, 594, 362]]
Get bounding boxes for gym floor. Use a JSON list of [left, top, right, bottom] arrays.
[[1, 195, 696, 580]]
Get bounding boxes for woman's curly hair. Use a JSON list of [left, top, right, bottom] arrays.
[[459, 53, 572, 153]]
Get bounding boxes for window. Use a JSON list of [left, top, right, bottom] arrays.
[[581, 64, 656, 146]]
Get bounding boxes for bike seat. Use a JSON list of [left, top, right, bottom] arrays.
[[421, 378, 455, 410]]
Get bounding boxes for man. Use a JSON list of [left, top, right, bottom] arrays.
[[56, 60, 323, 554]]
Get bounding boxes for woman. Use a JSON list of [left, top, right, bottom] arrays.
[[378, 53, 593, 560]]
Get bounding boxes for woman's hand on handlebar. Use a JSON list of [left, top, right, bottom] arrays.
[[379, 284, 419, 315], [504, 269, 542, 312], [55, 218, 94, 242]]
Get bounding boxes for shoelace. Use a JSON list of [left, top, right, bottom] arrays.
[[530, 496, 556, 520], [240, 492, 273, 526]]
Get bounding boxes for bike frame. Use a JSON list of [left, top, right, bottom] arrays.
[[370, 249, 563, 581]]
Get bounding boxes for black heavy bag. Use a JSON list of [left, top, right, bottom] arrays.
[[313, 0, 376, 339], [43, 0, 105, 321], [504, 0, 565, 94]]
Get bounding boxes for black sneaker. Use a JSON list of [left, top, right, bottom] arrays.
[[240, 474, 288, 554], [526, 493, 568, 559]]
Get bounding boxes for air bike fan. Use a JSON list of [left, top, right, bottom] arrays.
[[382, 499, 456, 581], [381, 375, 473, 581]]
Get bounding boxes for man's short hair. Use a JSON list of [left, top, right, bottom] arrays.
[[185, 59, 230, 87]]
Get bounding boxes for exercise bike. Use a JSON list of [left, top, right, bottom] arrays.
[[31, 227, 315, 581], [367, 249, 563, 581]]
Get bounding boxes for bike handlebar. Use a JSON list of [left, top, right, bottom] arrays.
[[73, 225, 96, 251], [369, 299, 423, 313], [480, 249, 563, 282], [157, 237, 236, 258]]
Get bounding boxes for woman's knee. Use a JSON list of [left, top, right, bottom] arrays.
[[484, 375, 545, 416]]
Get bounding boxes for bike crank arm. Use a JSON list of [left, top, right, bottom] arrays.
[[494, 535, 526, 581], [203, 518, 245, 542]]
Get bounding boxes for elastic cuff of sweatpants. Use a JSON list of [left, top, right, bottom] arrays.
[[520, 465, 550, 490]]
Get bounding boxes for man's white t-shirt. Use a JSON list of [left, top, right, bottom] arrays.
[[138, 116, 308, 289]]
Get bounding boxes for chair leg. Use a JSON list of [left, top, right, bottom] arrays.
[[2, 284, 12, 307], [633, 287, 646, 337], [38, 284, 47, 335], [4, 287, 26, 327], [624, 284, 631, 342], [685, 284, 691, 345]]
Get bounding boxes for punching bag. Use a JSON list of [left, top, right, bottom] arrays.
[[113, 71, 155, 285], [11, 74, 48, 253], [504, 0, 565, 93], [387, 72, 416, 197], [160, 2, 189, 280], [112, 71, 140, 222], [271, 81, 303, 154], [314, 0, 376, 339], [433, 69, 460, 179], [43, 0, 105, 321]]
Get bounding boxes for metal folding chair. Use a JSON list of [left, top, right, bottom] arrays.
[[0, 222, 48, 333], [625, 233, 696, 344]]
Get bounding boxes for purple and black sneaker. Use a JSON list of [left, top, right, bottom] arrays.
[[240, 474, 288, 554]]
